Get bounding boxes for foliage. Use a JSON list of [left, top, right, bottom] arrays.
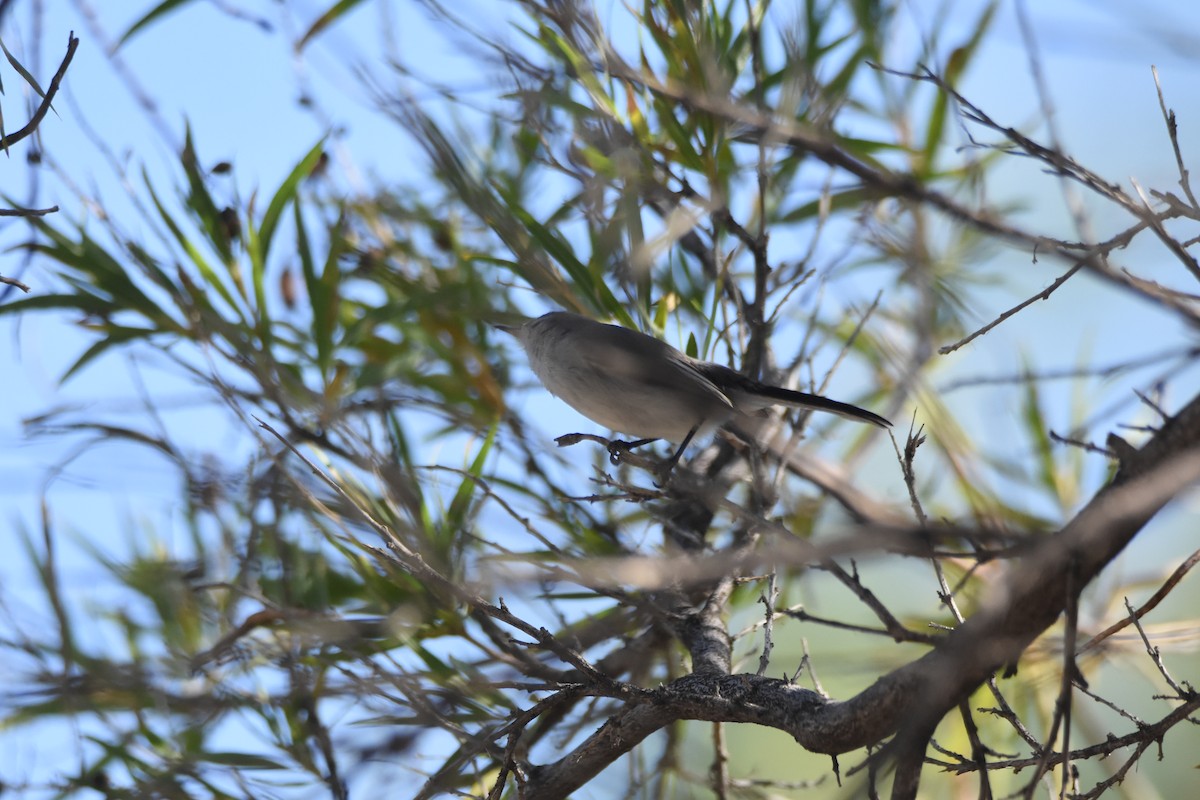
[[3, 2, 1199, 799]]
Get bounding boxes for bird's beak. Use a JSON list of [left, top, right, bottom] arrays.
[[490, 316, 525, 336]]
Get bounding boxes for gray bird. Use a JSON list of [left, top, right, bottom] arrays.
[[496, 311, 890, 477]]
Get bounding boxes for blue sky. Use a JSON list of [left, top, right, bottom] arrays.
[[12, 0, 1194, 453], [4, 0, 1200, 794]]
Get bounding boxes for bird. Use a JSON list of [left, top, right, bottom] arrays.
[[496, 311, 891, 478]]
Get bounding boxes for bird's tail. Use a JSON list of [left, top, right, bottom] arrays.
[[743, 383, 892, 428]]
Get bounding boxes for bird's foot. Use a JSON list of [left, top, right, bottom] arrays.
[[606, 437, 658, 466], [651, 456, 685, 488]]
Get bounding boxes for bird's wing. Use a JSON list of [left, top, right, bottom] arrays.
[[577, 326, 733, 409]]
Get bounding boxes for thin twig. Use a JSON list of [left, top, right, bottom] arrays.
[[1077, 548, 1200, 654], [1151, 65, 1198, 209], [1129, 176, 1200, 284], [945, 695, 1200, 778], [1122, 596, 1192, 699], [0, 32, 79, 150], [254, 416, 633, 694], [756, 571, 777, 676], [0, 205, 58, 217], [939, 261, 1084, 354], [710, 721, 730, 800], [958, 700, 992, 799], [0, 274, 32, 292]]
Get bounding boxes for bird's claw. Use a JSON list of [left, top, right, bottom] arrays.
[[607, 440, 632, 465]]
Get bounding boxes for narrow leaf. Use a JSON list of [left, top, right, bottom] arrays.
[[118, 0, 196, 48], [296, 0, 366, 51], [0, 39, 43, 97], [258, 140, 326, 267]]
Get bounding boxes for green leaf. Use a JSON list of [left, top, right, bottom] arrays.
[[0, 291, 112, 317], [296, 0, 367, 51], [921, 2, 997, 175], [243, 213, 273, 352], [296, 200, 341, 377], [0, 38, 44, 98], [779, 186, 880, 224], [144, 172, 244, 320], [511, 206, 624, 321], [1020, 361, 1058, 502], [179, 126, 236, 268], [201, 752, 288, 770], [18, 222, 185, 334], [258, 140, 326, 268], [118, 0, 196, 48], [62, 326, 158, 383], [413, 643, 454, 679], [445, 423, 497, 536]]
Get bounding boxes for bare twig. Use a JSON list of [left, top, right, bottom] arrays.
[[0, 205, 58, 218], [0, 274, 32, 292], [755, 571, 777, 676], [939, 261, 1084, 354], [941, 695, 1200, 779], [0, 32, 79, 151], [1048, 430, 1114, 457], [1151, 65, 1198, 210], [1129, 176, 1200, 284], [1078, 548, 1200, 654], [784, 606, 939, 645], [254, 417, 637, 695], [940, 345, 1198, 392], [1122, 596, 1193, 699]]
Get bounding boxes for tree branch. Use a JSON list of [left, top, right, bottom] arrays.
[[525, 390, 1200, 799], [0, 32, 79, 151]]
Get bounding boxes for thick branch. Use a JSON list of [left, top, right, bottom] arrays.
[[525, 391, 1200, 800], [528, 676, 842, 798], [877, 392, 1200, 797]]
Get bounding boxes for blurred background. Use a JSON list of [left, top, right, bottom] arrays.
[[2, 1, 1200, 797]]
